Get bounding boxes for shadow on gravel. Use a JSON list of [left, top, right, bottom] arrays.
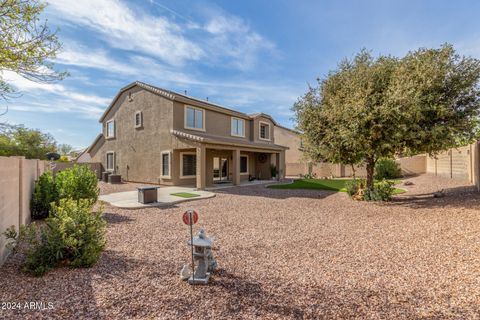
[[208, 269, 480, 319], [391, 185, 480, 209], [211, 268, 305, 319], [102, 211, 135, 224], [214, 184, 337, 201]]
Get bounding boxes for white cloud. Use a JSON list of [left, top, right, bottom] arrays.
[[47, 0, 204, 66], [47, 0, 276, 71], [9, 101, 104, 119], [1, 70, 110, 106], [56, 44, 139, 75]]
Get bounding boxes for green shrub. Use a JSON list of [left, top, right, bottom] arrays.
[[345, 179, 365, 197], [58, 155, 70, 162], [4, 199, 106, 276], [49, 199, 106, 267], [30, 171, 58, 219], [55, 165, 99, 204], [270, 164, 277, 178], [374, 158, 402, 180], [364, 179, 395, 201]]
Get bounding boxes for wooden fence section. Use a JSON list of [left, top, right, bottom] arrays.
[[0, 157, 48, 266]]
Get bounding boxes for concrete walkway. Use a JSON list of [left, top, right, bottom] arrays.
[[99, 186, 215, 209]]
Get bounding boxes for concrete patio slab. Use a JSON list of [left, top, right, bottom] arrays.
[[99, 186, 215, 209]]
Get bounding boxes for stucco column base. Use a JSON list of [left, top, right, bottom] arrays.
[[232, 149, 241, 185]]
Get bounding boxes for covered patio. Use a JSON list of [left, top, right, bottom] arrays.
[[171, 130, 287, 189]]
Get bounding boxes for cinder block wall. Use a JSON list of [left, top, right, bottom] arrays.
[[426, 142, 478, 186], [396, 155, 426, 176], [52, 162, 103, 179], [0, 157, 48, 266]]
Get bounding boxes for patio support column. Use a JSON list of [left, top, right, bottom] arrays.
[[196, 145, 206, 190], [275, 151, 285, 179], [232, 148, 241, 185], [275, 153, 280, 181]]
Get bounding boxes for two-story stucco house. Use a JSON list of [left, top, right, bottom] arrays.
[[86, 81, 288, 189]]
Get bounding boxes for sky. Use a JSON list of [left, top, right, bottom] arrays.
[[2, 0, 480, 149]]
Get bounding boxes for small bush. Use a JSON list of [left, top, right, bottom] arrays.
[[55, 165, 99, 204], [364, 179, 395, 201], [374, 158, 402, 180], [270, 164, 277, 178], [30, 171, 58, 219], [57, 155, 70, 162], [345, 179, 365, 196], [49, 199, 106, 267], [4, 199, 106, 276]]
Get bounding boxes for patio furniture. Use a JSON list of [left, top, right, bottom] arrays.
[[102, 171, 112, 182], [108, 174, 122, 184], [138, 186, 159, 204]]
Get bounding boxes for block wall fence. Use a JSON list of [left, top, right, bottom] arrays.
[[0, 157, 48, 266], [287, 142, 480, 191]]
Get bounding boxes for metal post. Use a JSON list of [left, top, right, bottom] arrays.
[[189, 210, 195, 283]]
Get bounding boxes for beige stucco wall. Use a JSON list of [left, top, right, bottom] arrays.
[[0, 157, 48, 266], [251, 116, 275, 144], [273, 126, 302, 163], [173, 101, 252, 142], [91, 86, 175, 184]]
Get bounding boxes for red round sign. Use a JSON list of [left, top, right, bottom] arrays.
[[182, 210, 199, 225]]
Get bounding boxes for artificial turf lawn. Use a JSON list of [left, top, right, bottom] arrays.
[[170, 192, 201, 198], [268, 178, 405, 194]]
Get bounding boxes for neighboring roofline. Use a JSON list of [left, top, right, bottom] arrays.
[[86, 133, 103, 153], [99, 81, 275, 123], [171, 129, 288, 151], [74, 148, 88, 160], [275, 124, 301, 135], [248, 113, 278, 126]]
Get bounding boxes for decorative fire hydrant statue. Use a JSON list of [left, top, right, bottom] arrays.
[[187, 229, 217, 285]]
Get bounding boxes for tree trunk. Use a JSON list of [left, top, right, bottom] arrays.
[[350, 164, 356, 179], [366, 158, 375, 190]]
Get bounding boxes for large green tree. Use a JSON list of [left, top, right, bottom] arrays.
[[0, 124, 56, 159], [0, 0, 65, 110], [294, 45, 480, 189]]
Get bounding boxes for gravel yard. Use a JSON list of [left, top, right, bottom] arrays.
[[1, 174, 480, 319]]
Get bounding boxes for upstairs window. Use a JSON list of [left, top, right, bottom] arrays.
[[106, 120, 115, 138], [259, 121, 270, 140], [185, 106, 204, 130], [135, 111, 143, 128], [231, 117, 245, 137]]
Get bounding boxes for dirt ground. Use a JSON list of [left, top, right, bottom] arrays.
[[1, 174, 479, 319]]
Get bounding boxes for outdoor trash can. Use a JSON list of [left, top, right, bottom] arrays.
[[138, 186, 159, 204], [102, 171, 112, 182], [108, 174, 121, 184]]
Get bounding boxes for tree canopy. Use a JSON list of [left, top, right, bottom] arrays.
[[57, 143, 72, 155], [293, 45, 480, 189], [0, 0, 66, 111], [0, 124, 56, 159]]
